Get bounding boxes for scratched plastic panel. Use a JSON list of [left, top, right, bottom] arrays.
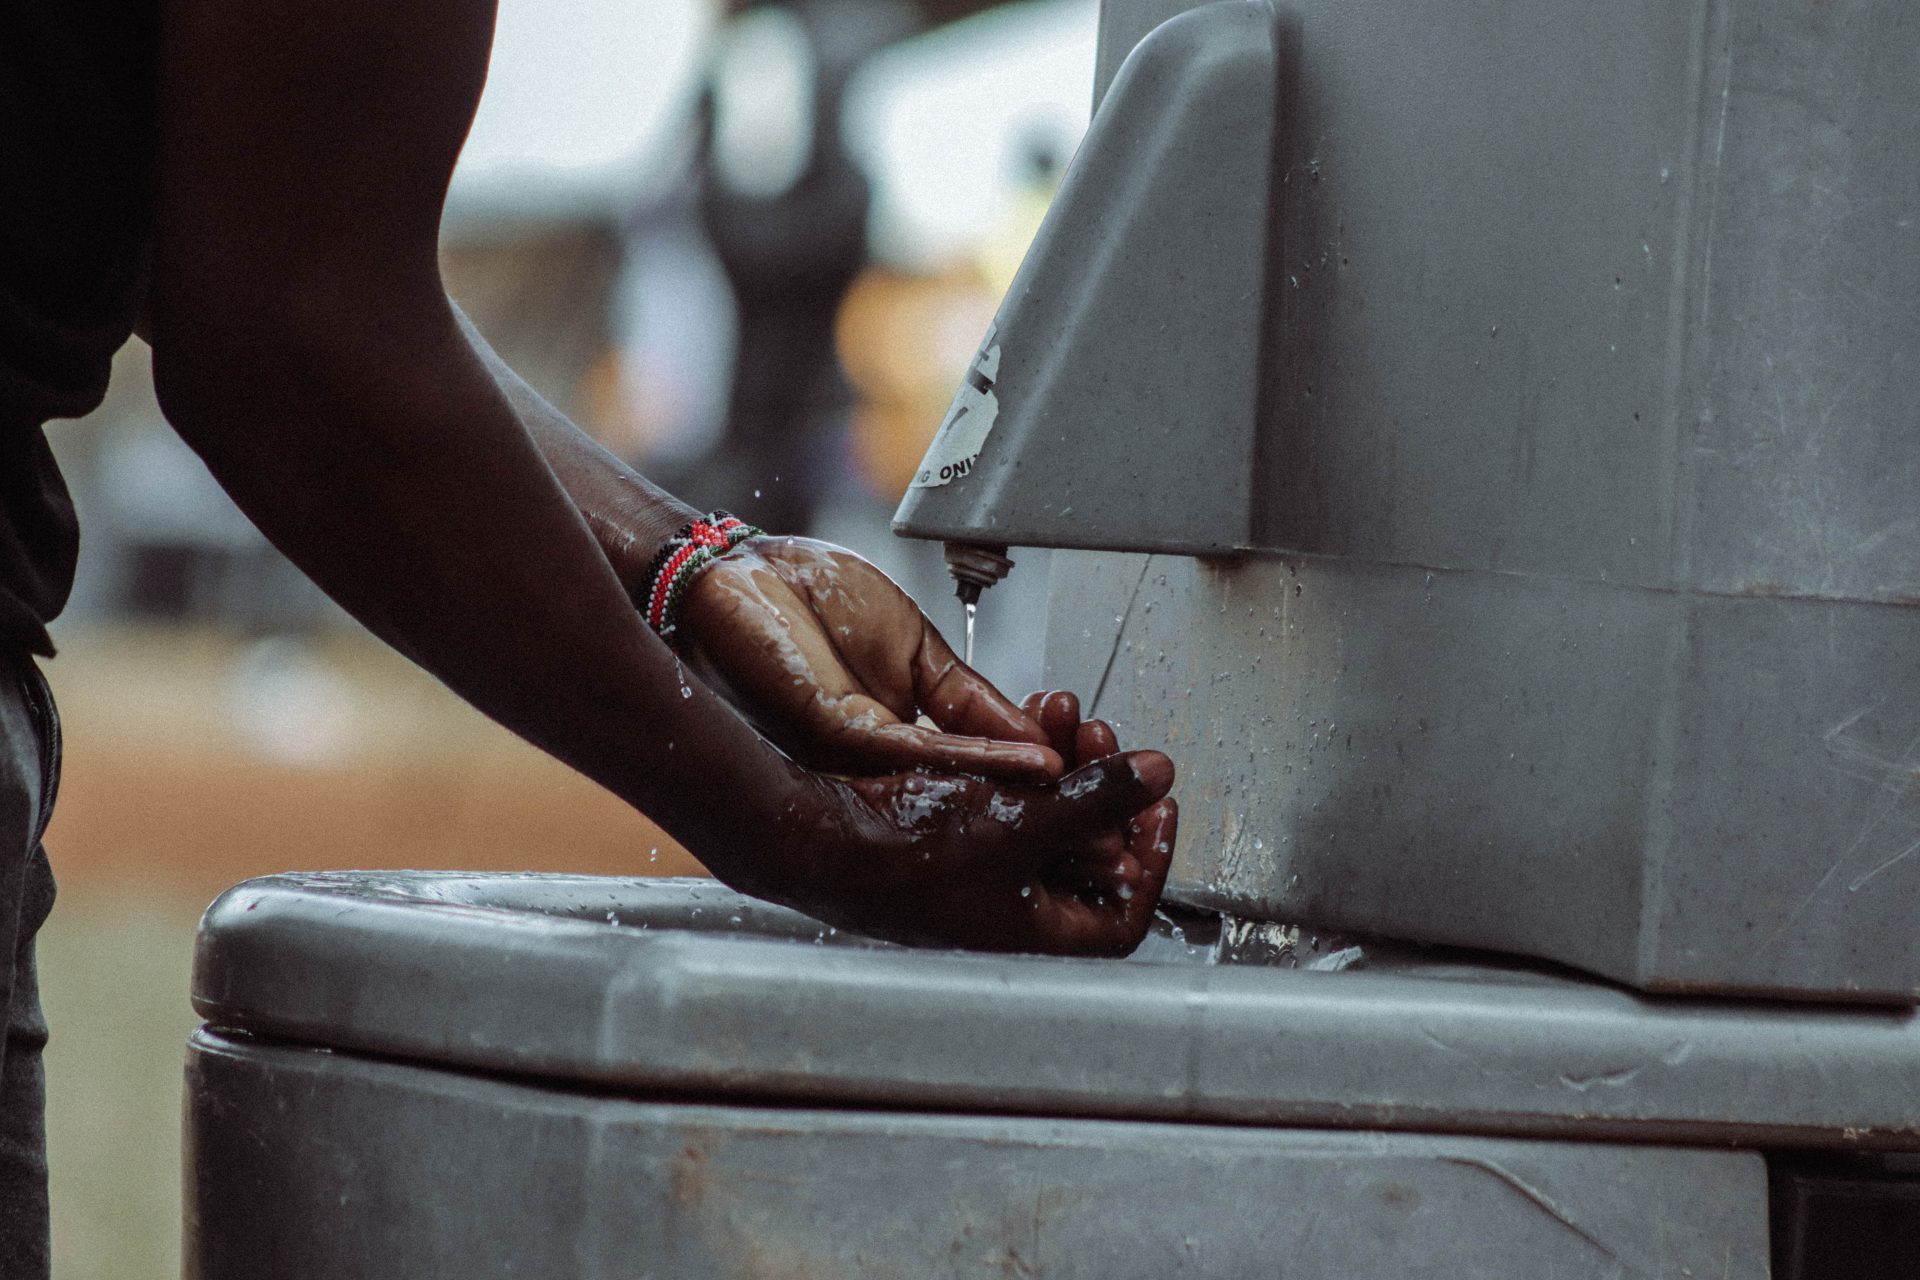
[[1249, 0, 1707, 587], [186, 1030, 1769, 1280], [1234, 0, 1920, 598], [1047, 549, 1920, 999], [1646, 592, 1920, 993], [1682, 0, 1920, 601], [1050, 551, 1662, 981]]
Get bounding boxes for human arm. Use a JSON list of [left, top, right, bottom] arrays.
[[145, 0, 1174, 952], [453, 307, 1065, 781]]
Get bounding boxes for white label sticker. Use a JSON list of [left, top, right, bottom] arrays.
[[910, 326, 1000, 489]]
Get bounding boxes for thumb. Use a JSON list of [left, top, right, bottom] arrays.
[[1024, 751, 1175, 846]]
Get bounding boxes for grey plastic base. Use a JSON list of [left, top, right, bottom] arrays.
[[193, 875, 1920, 1150], [186, 1029, 1767, 1280]]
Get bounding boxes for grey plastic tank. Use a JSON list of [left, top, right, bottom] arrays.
[[181, 4, 1920, 1272], [896, 0, 1920, 1001], [196, 871, 1920, 1278]]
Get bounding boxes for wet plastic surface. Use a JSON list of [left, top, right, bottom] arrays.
[[1050, 549, 1920, 1002], [195, 873, 1920, 1151], [999, 0, 1920, 1002]]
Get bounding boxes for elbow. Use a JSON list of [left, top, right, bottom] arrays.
[[148, 260, 456, 443]]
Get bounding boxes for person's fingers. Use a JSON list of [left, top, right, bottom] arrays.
[[1034, 797, 1180, 955], [1037, 691, 1080, 762], [913, 622, 1056, 762], [1025, 889, 1133, 955], [832, 720, 1062, 782], [1020, 691, 1047, 720], [1075, 717, 1119, 764], [1053, 830, 1132, 898], [1042, 830, 1129, 904], [1021, 750, 1174, 848], [1123, 797, 1178, 927]]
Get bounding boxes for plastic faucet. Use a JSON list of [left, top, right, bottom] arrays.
[[892, 0, 1287, 571]]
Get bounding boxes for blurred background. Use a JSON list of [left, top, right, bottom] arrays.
[[37, 0, 1093, 1273]]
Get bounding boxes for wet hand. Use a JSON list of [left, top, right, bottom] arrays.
[[678, 536, 1062, 782], [768, 691, 1178, 955]]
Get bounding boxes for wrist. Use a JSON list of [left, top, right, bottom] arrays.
[[637, 511, 764, 648], [580, 474, 701, 603], [525, 416, 698, 599], [676, 749, 827, 905]]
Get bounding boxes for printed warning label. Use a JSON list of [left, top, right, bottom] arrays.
[[910, 326, 1000, 489]]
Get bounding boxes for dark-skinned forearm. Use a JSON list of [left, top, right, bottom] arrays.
[[452, 304, 699, 598], [147, 0, 810, 893], [151, 293, 799, 884]]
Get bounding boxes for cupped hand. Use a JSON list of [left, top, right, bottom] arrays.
[[765, 690, 1179, 955], [677, 535, 1062, 782]]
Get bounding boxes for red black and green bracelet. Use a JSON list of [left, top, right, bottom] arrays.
[[640, 512, 763, 645]]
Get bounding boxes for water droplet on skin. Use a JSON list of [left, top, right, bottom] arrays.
[[1019, 885, 1032, 898], [753, 488, 762, 498], [647, 848, 659, 863], [1060, 771, 1101, 800], [681, 686, 692, 698], [986, 794, 1026, 825], [1116, 883, 1133, 901], [888, 776, 967, 828]]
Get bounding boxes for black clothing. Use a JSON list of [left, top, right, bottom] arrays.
[[0, 653, 60, 1280], [0, 0, 160, 654], [1, 5, 149, 1270]]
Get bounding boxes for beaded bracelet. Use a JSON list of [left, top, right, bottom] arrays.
[[640, 511, 763, 645]]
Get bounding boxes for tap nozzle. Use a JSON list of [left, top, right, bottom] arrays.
[[943, 542, 1014, 606]]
